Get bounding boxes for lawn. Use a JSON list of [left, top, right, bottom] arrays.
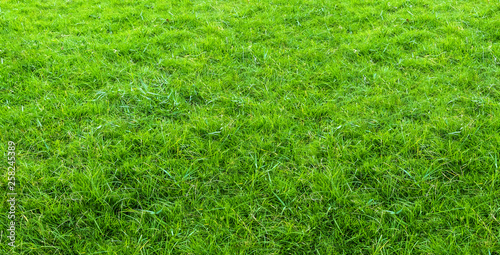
[[1, 0, 500, 254]]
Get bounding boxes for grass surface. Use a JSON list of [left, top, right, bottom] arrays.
[[1, 0, 500, 254]]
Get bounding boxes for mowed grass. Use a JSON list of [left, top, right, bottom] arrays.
[[1, 0, 500, 253]]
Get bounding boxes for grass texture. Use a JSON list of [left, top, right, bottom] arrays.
[[1, 0, 500, 254]]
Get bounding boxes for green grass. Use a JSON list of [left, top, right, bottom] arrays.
[[1, 0, 500, 254]]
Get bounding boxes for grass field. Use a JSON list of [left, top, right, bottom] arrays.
[[1, 0, 500, 254]]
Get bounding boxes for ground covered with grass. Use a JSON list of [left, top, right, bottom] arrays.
[[1, 0, 500, 254]]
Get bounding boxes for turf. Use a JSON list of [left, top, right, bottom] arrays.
[[1, 0, 500, 254]]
